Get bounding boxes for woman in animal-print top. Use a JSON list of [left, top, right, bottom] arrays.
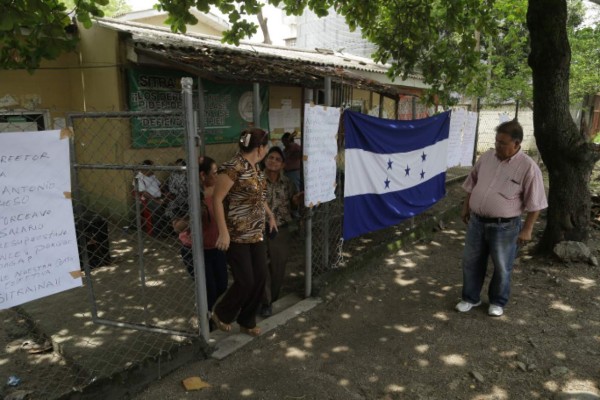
[[212, 128, 277, 337]]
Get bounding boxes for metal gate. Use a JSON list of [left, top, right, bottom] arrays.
[[67, 80, 211, 340]]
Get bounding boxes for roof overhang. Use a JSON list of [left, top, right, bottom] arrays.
[[96, 18, 427, 98]]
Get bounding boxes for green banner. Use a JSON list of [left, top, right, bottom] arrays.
[[127, 68, 269, 148]]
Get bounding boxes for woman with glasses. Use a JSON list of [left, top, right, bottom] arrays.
[[211, 128, 277, 337]]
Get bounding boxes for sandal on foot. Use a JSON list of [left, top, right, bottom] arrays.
[[240, 326, 261, 337], [211, 313, 231, 332]]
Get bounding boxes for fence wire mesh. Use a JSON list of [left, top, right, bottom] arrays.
[[470, 102, 537, 158]]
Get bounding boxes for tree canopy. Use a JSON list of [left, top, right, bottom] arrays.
[[0, 0, 129, 70], [2, 0, 598, 107]]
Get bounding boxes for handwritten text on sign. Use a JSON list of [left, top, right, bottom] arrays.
[[303, 104, 340, 207], [0, 130, 82, 309]]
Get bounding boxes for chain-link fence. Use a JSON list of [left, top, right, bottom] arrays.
[[465, 101, 537, 158]]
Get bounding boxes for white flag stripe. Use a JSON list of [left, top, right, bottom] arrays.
[[344, 139, 449, 197]]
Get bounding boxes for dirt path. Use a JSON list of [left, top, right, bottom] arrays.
[[132, 211, 600, 400]]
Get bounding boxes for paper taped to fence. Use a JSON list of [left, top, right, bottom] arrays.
[[0, 130, 82, 309], [302, 104, 340, 207]]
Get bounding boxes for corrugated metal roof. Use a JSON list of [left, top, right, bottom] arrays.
[[95, 18, 424, 97]]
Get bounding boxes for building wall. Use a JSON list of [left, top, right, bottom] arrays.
[[295, 8, 377, 58], [0, 52, 82, 127]]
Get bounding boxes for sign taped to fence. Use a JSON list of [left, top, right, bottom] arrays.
[[0, 130, 82, 309], [303, 104, 340, 207]]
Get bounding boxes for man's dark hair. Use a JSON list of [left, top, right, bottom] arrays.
[[281, 132, 292, 142], [496, 120, 523, 143], [267, 146, 285, 161], [141, 159, 154, 166]]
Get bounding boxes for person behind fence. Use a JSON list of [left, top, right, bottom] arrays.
[[456, 120, 547, 317], [163, 158, 188, 228], [173, 157, 228, 315], [211, 128, 277, 337], [133, 159, 164, 229], [281, 132, 303, 191], [258, 146, 303, 317]]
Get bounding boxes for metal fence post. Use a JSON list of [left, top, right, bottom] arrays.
[[472, 97, 482, 166], [322, 76, 332, 273], [304, 87, 313, 298], [197, 77, 206, 157], [182, 77, 210, 341], [253, 82, 261, 127]]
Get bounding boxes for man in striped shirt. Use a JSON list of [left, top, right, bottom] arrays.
[[456, 120, 548, 317]]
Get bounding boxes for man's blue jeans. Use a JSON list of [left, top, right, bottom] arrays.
[[461, 214, 522, 307]]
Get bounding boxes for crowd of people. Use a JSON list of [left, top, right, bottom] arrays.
[[132, 119, 546, 336]]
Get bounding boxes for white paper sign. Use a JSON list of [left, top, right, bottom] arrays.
[[459, 111, 478, 167], [0, 130, 82, 309], [447, 108, 467, 168], [303, 104, 339, 207], [499, 112, 511, 124], [447, 108, 478, 168], [268, 108, 301, 131]]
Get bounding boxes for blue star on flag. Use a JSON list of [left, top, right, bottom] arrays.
[[420, 170, 426, 179], [421, 151, 427, 162], [405, 165, 410, 176], [387, 159, 393, 170], [384, 177, 391, 189]]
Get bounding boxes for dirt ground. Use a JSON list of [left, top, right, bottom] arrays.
[[131, 181, 600, 400]]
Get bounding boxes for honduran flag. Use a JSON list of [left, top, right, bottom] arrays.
[[343, 110, 451, 240]]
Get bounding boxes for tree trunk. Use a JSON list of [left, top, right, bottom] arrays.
[[257, 9, 272, 45], [527, 0, 597, 253]]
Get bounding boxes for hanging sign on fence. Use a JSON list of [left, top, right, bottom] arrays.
[[303, 104, 340, 207], [447, 108, 478, 168], [0, 130, 82, 309], [128, 68, 270, 148]]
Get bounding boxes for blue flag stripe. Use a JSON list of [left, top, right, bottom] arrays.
[[343, 174, 447, 240], [345, 111, 451, 154]]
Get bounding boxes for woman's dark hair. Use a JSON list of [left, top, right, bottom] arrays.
[[239, 128, 269, 152], [496, 120, 523, 143], [198, 156, 216, 175], [198, 156, 215, 222]]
